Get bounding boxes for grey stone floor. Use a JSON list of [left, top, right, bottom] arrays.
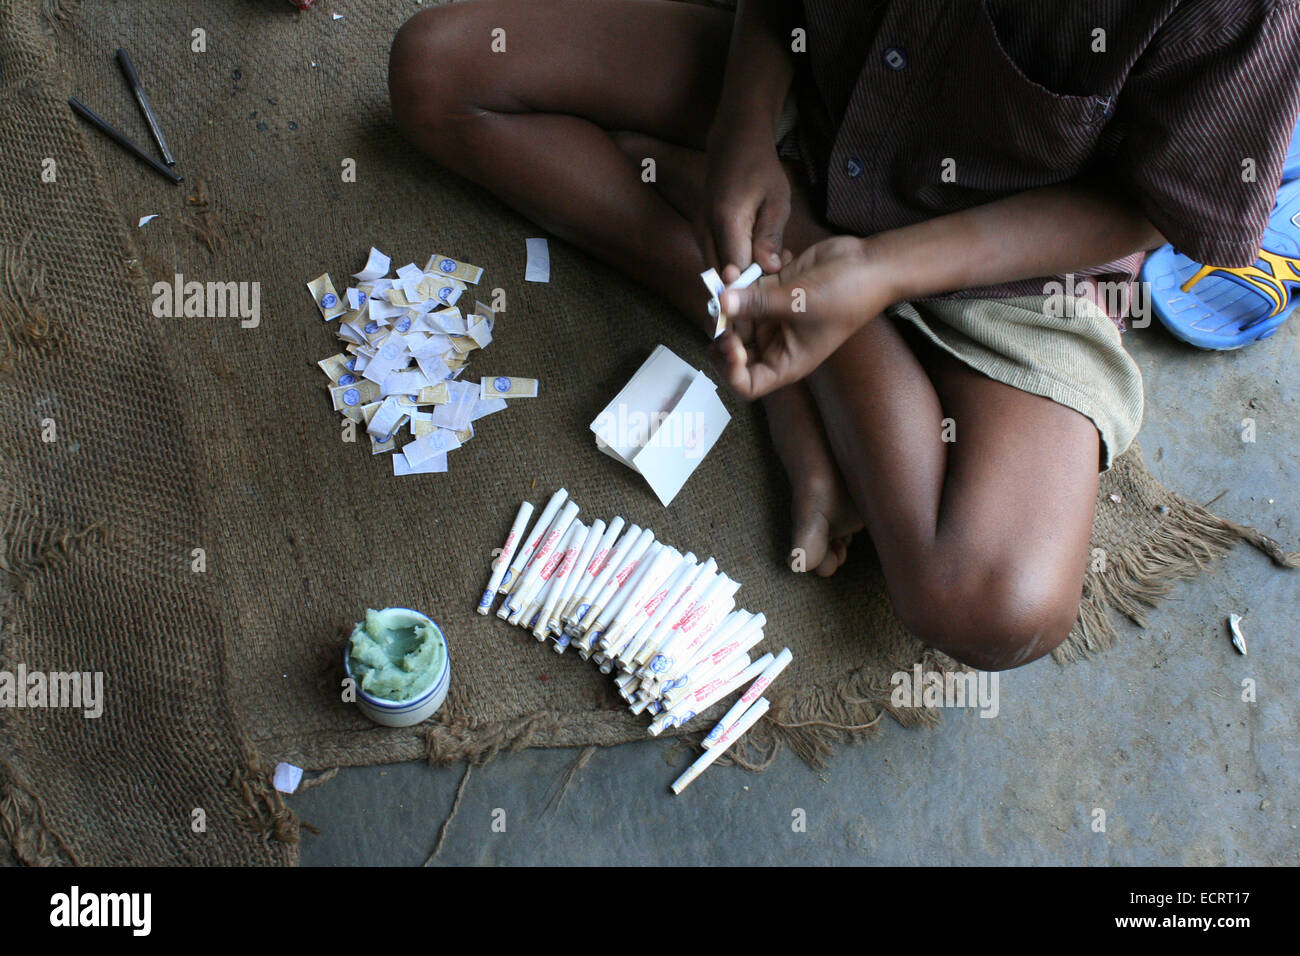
[[294, 316, 1299, 866]]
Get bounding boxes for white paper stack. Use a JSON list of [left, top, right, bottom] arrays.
[[589, 345, 730, 506]]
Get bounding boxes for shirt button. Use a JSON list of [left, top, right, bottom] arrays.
[[883, 46, 907, 70], [844, 157, 863, 178]]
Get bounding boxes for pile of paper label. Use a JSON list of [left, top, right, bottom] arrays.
[[310, 247, 538, 475], [477, 488, 792, 794]]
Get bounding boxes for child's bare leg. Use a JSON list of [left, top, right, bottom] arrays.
[[389, 0, 726, 328], [807, 324, 1100, 670], [390, 0, 861, 575]]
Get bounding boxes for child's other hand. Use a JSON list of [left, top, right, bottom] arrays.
[[710, 236, 891, 399], [698, 116, 790, 275]]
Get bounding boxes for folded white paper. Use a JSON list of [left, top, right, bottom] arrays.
[[589, 345, 730, 506]]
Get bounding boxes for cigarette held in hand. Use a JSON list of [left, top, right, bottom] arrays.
[[701, 262, 762, 339]]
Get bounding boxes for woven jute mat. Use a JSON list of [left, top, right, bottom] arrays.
[[1, 0, 1294, 865]]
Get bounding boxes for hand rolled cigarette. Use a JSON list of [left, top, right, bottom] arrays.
[[670, 697, 771, 795], [648, 652, 763, 736], [505, 500, 580, 622], [500, 488, 566, 595], [532, 522, 587, 639], [581, 528, 656, 638], [679, 606, 764, 680], [702, 647, 791, 748], [561, 516, 624, 625], [659, 652, 770, 732], [550, 518, 603, 632], [617, 554, 702, 666], [660, 611, 757, 705], [478, 500, 534, 614], [573, 523, 649, 632], [601, 547, 686, 658], [627, 559, 717, 667], [592, 542, 672, 646], [648, 575, 741, 678], [702, 262, 763, 339]]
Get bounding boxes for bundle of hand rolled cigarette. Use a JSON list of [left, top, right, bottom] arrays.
[[477, 488, 792, 794]]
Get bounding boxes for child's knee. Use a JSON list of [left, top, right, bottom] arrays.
[[895, 558, 1078, 671], [389, 5, 480, 135]]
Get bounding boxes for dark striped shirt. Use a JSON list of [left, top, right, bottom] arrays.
[[781, 0, 1300, 306]]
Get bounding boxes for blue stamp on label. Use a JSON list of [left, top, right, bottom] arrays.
[[364, 321, 379, 334], [650, 655, 669, 674], [439, 258, 456, 273], [320, 292, 337, 308], [478, 589, 493, 609], [345, 356, 356, 370], [338, 373, 356, 386], [396, 317, 411, 332], [343, 387, 360, 406], [494, 376, 511, 393], [501, 570, 513, 588], [438, 287, 452, 301]]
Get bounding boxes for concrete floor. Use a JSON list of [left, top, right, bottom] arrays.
[[293, 316, 1299, 866]]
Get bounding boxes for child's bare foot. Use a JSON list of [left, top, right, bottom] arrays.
[[763, 383, 864, 576]]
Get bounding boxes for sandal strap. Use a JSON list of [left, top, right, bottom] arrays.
[[1180, 249, 1300, 319]]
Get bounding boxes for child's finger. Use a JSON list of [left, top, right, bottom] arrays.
[[752, 195, 790, 273], [693, 216, 720, 272], [709, 332, 748, 390], [721, 273, 794, 322], [710, 206, 754, 278], [711, 332, 784, 401], [732, 353, 783, 400]]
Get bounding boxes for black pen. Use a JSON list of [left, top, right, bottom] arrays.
[[115, 48, 175, 166], [68, 97, 183, 184]]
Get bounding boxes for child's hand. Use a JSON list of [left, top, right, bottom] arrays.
[[698, 116, 790, 275], [710, 235, 892, 399]]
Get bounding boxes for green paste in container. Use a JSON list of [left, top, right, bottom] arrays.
[[348, 608, 445, 702]]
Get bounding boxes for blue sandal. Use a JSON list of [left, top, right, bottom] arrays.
[[1143, 178, 1300, 349]]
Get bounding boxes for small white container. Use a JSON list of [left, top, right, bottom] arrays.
[[344, 608, 451, 727]]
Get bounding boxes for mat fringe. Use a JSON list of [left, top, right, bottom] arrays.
[[726, 647, 954, 771], [1060, 495, 1299, 664], [548, 745, 597, 811], [421, 710, 565, 766], [232, 757, 299, 846], [0, 762, 79, 865], [0, 501, 107, 596]]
